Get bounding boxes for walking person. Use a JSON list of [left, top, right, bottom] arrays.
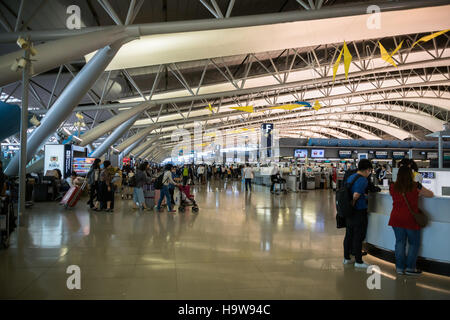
[[133, 162, 149, 210], [243, 164, 253, 192], [87, 158, 101, 209], [270, 165, 279, 194], [97, 160, 114, 213], [156, 164, 178, 213], [343, 159, 373, 268], [389, 165, 433, 275]]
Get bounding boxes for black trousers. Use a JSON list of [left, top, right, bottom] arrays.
[[343, 209, 368, 263], [182, 176, 189, 186], [88, 182, 99, 207]]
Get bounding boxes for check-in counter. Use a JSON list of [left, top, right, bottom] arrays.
[[365, 191, 450, 275]]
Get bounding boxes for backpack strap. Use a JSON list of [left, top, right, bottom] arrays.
[[347, 174, 363, 190]]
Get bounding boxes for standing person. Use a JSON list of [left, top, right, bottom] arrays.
[[343, 159, 373, 268], [87, 158, 101, 209], [207, 165, 212, 182], [156, 164, 178, 213], [197, 165, 205, 184], [169, 166, 179, 207], [270, 165, 279, 194], [182, 164, 190, 186], [133, 163, 149, 210], [97, 160, 114, 213], [388, 165, 433, 275], [409, 160, 423, 184], [0, 161, 6, 196], [189, 164, 195, 185], [378, 165, 387, 184], [243, 164, 253, 192]]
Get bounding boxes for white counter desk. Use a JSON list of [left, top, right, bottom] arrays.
[[366, 191, 450, 275]]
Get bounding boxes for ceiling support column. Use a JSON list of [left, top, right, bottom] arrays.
[[5, 39, 126, 176], [89, 113, 140, 158]]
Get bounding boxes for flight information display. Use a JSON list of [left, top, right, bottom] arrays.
[[310, 149, 325, 158], [294, 149, 308, 158]]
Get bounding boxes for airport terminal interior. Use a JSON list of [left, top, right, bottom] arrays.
[[0, 0, 450, 300]]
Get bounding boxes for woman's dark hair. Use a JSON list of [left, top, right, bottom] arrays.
[[394, 165, 415, 194], [139, 163, 147, 171], [398, 158, 411, 168], [410, 160, 419, 172], [103, 160, 111, 168], [93, 158, 101, 168]]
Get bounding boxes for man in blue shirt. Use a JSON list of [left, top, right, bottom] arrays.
[[343, 159, 373, 269]]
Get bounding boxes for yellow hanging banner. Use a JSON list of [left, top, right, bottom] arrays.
[[230, 106, 254, 113], [412, 29, 450, 48], [269, 104, 302, 111], [312, 100, 321, 111], [343, 42, 352, 79], [332, 46, 344, 81], [379, 40, 403, 67], [205, 103, 214, 113], [333, 41, 352, 80]]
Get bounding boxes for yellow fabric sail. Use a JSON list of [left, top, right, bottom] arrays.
[[312, 100, 321, 111], [230, 106, 254, 113], [412, 29, 450, 48], [343, 42, 352, 80], [269, 104, 302, 111], [379, 40, 404, 67]]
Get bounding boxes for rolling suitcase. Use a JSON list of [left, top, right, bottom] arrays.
[[60, 180, 87, 208], [144, 184, 155, 208]]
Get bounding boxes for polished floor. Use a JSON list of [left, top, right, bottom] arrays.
[[1, 179, 449, 300]]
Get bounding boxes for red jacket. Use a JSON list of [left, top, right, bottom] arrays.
[[388, 183, 421, 230]]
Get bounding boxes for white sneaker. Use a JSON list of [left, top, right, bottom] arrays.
[[343, 258, 355, 265], [354, 262, 370, 269]]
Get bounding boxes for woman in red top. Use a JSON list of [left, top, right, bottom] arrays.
[[389, 165, 433, 275]]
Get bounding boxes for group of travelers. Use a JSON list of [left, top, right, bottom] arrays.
[[341, 158, 433, 275], [86, 159, 121, 212]]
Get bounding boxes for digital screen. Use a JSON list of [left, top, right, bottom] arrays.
[[310, 149, 325, 158], [72, 157, 95, 175], [294, 149, 308, 158], [421, 172, 435, 179], [375, 151, 388, 159], [427, 152, 438, 159], [339, 150, 352, 158], [392, 151, 405, 159]]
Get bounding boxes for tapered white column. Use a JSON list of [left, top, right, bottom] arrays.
[[5, 39, 127, 176], [79, 102, 151, 146], [89, 113, 140, 158], [114, 125, 156, 153]]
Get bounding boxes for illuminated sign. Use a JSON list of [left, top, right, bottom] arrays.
[[311, 149, 325, 158], [294, 149, 308, 158]]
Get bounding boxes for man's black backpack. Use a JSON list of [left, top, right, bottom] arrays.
[[335, 174, 363, 228], [153, 172, 165, 190]]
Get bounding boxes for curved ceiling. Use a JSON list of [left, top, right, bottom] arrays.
[[1, 0, 449, 157]]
